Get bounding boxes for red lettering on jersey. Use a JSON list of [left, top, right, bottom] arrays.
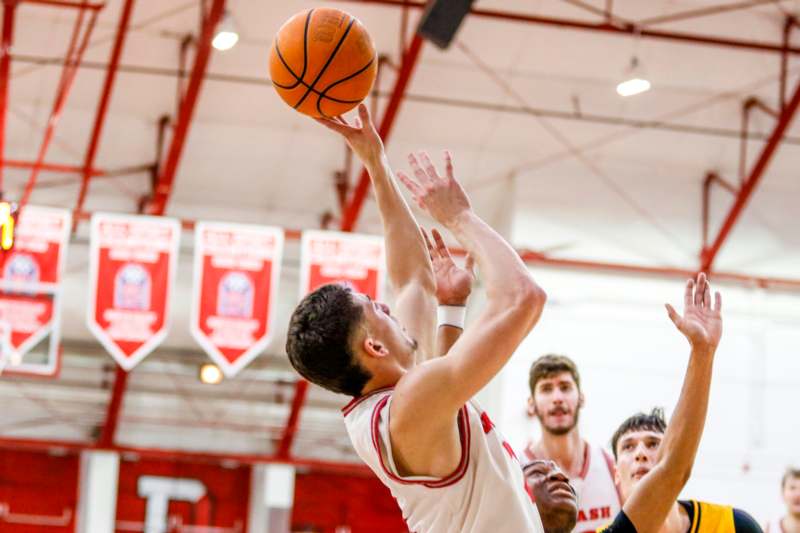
[[602, 507, 611, 519], [480, 412, 495, 434], [590, 508, 599, 520], [578, 510, 588, 522]]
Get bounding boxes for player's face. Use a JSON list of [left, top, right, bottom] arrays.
[[614, 429, 663, 500], [524, 460, 578, 533], [783, 476, 800, 514], [532, 372, 582, 436], [353, 291, 418, 367]]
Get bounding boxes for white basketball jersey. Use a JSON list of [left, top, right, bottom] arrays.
[[764, 516, 787, 533], [343, 387, 544, 533], [524, 442, 622, 533]]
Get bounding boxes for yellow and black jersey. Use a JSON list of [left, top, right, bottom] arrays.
[[597, 500, 762, 533]]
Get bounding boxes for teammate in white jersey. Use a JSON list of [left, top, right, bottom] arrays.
[[765, 468, 800, 533], [523, 354, 622, 533], [287, 104, 546, 533]]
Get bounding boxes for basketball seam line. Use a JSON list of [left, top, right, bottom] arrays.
[[316, 57, 375, 117], [293, 15, 356, 110], [273, 56, 374, 105], [272, 9, 313, 91]]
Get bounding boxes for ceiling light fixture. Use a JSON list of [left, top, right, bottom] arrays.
[[199, 363, 224, 385], [616, 56, 651, 97], [212, 10, 239, 51]]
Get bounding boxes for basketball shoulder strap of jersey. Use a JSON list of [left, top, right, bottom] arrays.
[[684, 500, 736, 533]]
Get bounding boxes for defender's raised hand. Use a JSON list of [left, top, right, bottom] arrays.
[[314, 103, 384, 165], [665, 273, 722, 351], [397, 151, 471, 227], [424, 228, 475, 306]]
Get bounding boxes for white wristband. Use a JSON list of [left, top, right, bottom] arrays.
[[437, 305, 466, 329]]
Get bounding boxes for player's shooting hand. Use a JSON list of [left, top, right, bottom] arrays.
[[423, 228, 475, 306], [314, 103, 384, 165], [665, 272, 722, 352], [397, 151, 472, 228]]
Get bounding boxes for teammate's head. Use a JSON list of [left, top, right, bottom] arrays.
[[524, 459, 578, 533], [286, 283, 417, 397], [782, 467, 800, 517], [528, 354, 584, 436], [610, 408, 668, 501]]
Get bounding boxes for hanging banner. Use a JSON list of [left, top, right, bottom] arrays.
[[190, 222, 284, 377], [0, 205, 71, 288], [87, 213, 180, 371], [0, 206, 70, 376], [299, 230, 385, 300]]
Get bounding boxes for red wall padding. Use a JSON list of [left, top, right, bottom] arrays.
[[116, 457, 251, 532], [292, 471, 408, 533], [0, 449, 79, 533]]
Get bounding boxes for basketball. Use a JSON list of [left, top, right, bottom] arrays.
[[269, 8, 378, 118]]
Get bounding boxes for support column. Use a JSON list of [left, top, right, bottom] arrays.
[[76, 450, 120, 533], [248, 463, 296, 533]]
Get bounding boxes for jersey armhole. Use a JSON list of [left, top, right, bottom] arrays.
[[370, 395, 471, 489]]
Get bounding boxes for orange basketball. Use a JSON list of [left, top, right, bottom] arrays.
[[269, 8, 378, 118]]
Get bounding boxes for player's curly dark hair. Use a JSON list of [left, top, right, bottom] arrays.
[[286, 283, 371, 397], [610, 407, 668, 460]]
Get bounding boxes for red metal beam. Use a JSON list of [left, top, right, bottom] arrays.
[[276, 380, 309, 459], [2, 158, 104, 175], [700, 78, 800, 272], [97, 366, 128, 447], [0, 436, 373, 476], [340, 34, 424, 231], [22, 0, 104, 9], [74, 0, 135, 223], [340, 0, 800, 55], [18, 4, 99, 208], [0, 0, 17, 198], [146, 0, 225, 216]]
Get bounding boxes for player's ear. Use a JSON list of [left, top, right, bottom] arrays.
[[363, 337, 389, 359], [527, 396, 537, 418]]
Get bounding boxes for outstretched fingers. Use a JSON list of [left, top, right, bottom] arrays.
[[431, 228, 452, 261], [665, 303, 681, 327], [684, 278, 694, 310], [397, 171, 424, 207], [422, 228, 437, 260], [714, 291, 722, 312], [444, 150, 454, 181]]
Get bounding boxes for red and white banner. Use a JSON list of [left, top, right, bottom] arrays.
[[299, 230, 385, 300], [87, 213, 180, 371], [0, 206, 70, 376], [190, 222, 284, 377]]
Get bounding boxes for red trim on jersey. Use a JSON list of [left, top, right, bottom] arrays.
[[341, 386, 395, 417], [601, 447, 623, 504], [578, 441, 591, 479], [370, 394, 471, 489]]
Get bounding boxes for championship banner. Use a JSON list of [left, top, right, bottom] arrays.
[[190, 222, 284, 377], [88, 213, 180, 371], [0, 206, 70, 376], [299, 230, 385, 300]]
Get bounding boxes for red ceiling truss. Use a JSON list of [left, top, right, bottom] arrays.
[[1, 0, 799, 467]]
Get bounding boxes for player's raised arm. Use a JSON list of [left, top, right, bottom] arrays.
[[394, 151, 545, 422], [315, 104, 436, 357], [622, 273, 722, 533]]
